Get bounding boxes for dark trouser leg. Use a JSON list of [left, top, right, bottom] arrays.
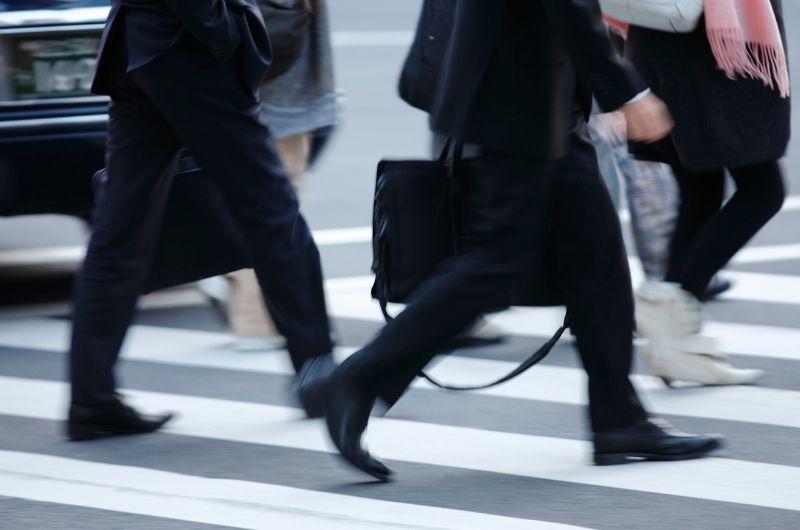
[[551, 131, 647, 432], [339, 152, 556, 406], [670, 161, 785, 298], [665, 165, 725, 284], [130, 38, 332, 371], [70, 74, 181, 405]]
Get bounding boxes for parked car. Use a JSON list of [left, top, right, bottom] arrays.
[[0, 0, 109, 217]]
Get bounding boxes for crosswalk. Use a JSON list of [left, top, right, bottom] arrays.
[[1, 213, 800, 528]]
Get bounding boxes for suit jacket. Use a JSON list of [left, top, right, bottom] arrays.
[[92, 0, 272, 96], [398, 0, 456, 113], [430, 0, 645, 159]]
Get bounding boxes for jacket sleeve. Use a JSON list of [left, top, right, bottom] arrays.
[[538, 0, 646, 112], [164, 0, 241, 61]]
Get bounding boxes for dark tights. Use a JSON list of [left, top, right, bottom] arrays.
[[665, 160, 785, 298]]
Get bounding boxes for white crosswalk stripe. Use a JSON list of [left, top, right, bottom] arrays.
[[0, 451, 584, 530]]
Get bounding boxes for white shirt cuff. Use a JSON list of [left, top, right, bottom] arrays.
[[626, 88, 651, 105]]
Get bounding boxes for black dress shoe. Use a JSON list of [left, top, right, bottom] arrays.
[[325, 376, 393, 482], [67, 397, 174, 441], [700, 276, 733, 302], [293, 353, 337, 419], [593, 418, 723, 465]]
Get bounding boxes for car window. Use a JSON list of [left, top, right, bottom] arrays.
[[0, 1, 109, 10]]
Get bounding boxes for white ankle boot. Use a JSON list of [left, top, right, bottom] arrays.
[[636, 281, 704, 339], [642, 342, 764, 387], [636, 281, 763, 387]]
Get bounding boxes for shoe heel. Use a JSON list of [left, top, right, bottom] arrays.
[[660, 376, 676, 388], [594, 453, 629, 466], [67, 422, 100, 441]]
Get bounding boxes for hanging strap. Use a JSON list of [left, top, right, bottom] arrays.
[[419, 314, 570, 391], [437, 136, 454, 163], [380, 298, 569, 391]]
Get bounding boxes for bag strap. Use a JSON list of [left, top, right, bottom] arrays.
[[418, 314, 570, 391], [380, 300, 570, 391], [437, 136, 454, 163]]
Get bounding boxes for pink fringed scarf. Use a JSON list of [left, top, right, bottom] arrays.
[[608, 0, 790, 98]]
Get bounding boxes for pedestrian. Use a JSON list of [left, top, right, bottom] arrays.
[[67, 0, 334, 440], [626, 0, 789, 386], [591, 29, 733, 290], [302, 0, 722, 482], [589, 107, 679, 281], [222, 0, 338, 351]]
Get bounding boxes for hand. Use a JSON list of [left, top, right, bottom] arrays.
[[620, 94, 673, 143]]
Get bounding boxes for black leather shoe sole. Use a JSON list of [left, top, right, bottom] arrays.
[[594, 437, 722, 466], [334, 448, 394, 483], [66, 414, 173, 442], [700, 279, 733, 302]]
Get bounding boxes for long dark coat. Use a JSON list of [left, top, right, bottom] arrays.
[[626, 0, 790, 171]]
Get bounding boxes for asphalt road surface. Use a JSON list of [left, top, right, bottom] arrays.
[[1, 1, 799, 529]]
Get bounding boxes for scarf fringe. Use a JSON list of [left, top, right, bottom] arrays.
[[707, 28, 791, 98]]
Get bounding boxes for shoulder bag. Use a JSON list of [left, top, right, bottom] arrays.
[[599, 0, 704, 33]]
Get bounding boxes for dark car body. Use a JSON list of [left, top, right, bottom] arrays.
[[0, 0, 109, 217]]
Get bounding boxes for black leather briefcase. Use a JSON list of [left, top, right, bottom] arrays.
[[370, 140, 460, 315], [370, 140, 564, 316]]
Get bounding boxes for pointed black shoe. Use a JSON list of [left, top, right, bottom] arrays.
[[67, 397, 174, 441], [325, 377, 393, 482], [593, 418, 723, 465]]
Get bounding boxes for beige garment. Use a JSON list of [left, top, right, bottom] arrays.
[[276, 132, 311, 192], [227, 133, 312, 338]]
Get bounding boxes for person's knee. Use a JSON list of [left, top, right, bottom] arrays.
[[740, 162, 786, 217], [763, 171, 787, 217]]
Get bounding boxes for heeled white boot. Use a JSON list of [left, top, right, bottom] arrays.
[[636, 281, 704, 339], [642, 340, 764, 387], [636, 281, 763, 387]]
